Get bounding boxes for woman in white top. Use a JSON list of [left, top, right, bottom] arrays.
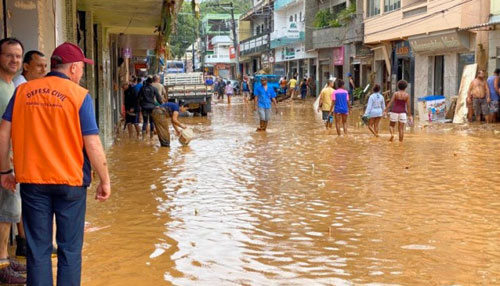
[[363, 84, 386, 137]]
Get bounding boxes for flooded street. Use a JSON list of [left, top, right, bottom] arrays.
[[82, 99, 500, 286]]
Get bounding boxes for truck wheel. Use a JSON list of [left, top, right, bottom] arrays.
[[201, 104, 208, 116]]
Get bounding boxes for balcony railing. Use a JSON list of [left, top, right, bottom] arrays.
[[239, 32, 270, 56], [240, 1, 272, 20]]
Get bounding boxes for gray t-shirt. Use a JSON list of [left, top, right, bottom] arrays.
[[13, 74, 26, 88], [0, 78, 15, 117]]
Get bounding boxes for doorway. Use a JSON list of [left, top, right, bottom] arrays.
[[434, 55, 444, 95]]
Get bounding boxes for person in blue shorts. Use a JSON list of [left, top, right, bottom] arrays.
[[254, 77, 278, 132]]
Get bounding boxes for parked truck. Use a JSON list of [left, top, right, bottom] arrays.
[[164, 72, 212, 116]]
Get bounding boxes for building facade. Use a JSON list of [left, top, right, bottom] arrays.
[[0, 0, 169, 148], [305, 0, 366, 91], [238, 0, 274, 77], [488, 0, 500, 74], [200, 14, 240, 78], [363, 0, 490, 113], [271, 0, 317, 80]]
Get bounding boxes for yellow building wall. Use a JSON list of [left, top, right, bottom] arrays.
[[239, 21, 251, 42], [492, 0, 500, 15], [364, 0, 489, 43]]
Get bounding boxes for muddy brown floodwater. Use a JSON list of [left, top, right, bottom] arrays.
[[82, 98, 500, 286]]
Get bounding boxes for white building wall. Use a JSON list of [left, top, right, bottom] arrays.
[[272, 0, 305, 39], [275, 43, 317, 63]]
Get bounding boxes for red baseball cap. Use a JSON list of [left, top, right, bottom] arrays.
[[51, 42, 94, 66]]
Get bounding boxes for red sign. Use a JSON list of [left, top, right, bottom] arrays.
[[134, 63, 148, 71], [229, 46, 236, 59], [333, 47, 344, 66]]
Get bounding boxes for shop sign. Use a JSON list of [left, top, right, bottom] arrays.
[[216, 63, 229, 70], [287, 22, 300, 39], [333, 47, 344, 66], [284, 47, 295, 60], [273, 64, 286, 76], [396, 41, 410, 56], [229, 46, 236, 59], [409, 31, 470, 53], [355, 44, 372, 58]]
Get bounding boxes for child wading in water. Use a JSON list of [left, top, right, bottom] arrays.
[[329, 79, 351, 135], [363, 84, 385, 137], [225, 81, 234, 104], [384, 80, 412, 142]]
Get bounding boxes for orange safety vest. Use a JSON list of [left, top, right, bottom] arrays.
[[11, 76, 89, 186]]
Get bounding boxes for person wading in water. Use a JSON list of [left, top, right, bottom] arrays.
[[384, 80, 412, 142]]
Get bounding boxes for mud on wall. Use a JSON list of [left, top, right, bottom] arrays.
[[4, 0, 67, 57]]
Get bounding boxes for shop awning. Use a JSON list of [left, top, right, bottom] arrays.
[[78, 0, 164, 35], [408, 30, 470, 54], [458, 19, 500, 31]]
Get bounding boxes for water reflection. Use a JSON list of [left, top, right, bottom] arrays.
[[82, 99, 500, 285]]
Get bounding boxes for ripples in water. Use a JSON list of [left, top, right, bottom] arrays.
[[82, 99, 500, 286]]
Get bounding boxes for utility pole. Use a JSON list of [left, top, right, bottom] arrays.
[[207, 2, 240, 79]]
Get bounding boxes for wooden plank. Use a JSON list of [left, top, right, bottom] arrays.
[[453, 64, 477, 124]]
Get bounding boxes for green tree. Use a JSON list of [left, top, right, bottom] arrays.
[[167, 0, 251, 59], [169, 3, 200, 59]]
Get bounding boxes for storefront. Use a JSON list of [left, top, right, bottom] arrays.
[[392, 41, 415, 112], [409, 30, 474, 106], [274, 43, 317, 80]]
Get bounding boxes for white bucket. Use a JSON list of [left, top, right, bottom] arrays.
[[179, 128, 194, 146]]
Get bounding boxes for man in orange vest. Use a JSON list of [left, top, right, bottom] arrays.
[[0, 42, 111, 286]]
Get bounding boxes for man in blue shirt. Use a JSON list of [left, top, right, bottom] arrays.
[[151, 101, 189, 147], [254, 78, 278, 132], [487, 68, 500, 123]]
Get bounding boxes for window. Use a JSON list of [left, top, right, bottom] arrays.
[[256, 26, 260, 35], [434, 56, 444, 95], [294, 14, 297, 22], [367, 0, 381, 16], [397, 58, 411, 83], [384, 0, 401, 12], [289, 15, 293, 22], [300, 12, 302, 22]]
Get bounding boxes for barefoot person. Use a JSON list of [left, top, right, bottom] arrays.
[[288, 76, 297, 99], [254, 77, 278, 132], [318, 79, 334, 129], [242, 76, 251, 103], [384, 80, 412, 142], [363, 84, 385, 137], [329, 79, 350, 136], [467, 70, 490, 122], [225, 81, 234, 104]]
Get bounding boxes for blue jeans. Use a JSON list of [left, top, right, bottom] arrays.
[[21, 184, 87, 286]]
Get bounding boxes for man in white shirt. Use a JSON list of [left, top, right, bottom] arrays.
[[13, 50, 47, 87]]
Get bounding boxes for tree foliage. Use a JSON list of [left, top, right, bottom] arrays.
[[167, 0, 251, 59], [313, 4, 357, 29]]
